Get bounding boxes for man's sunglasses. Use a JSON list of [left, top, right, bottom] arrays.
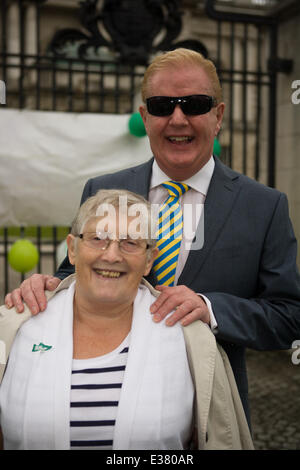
[[146, 94, 217, 117]]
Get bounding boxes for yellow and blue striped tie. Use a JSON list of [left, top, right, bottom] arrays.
[[153, 181, 189, 286]]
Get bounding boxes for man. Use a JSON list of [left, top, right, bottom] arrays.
[[5, 48, 300, 421]]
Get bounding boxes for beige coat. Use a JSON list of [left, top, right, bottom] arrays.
[[0, 275, 254, 450]]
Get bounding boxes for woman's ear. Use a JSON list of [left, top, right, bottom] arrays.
[[66, 234, 76, 266], [143, 247, 159, 277]]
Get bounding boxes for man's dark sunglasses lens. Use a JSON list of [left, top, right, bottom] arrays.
[[146, 95, 216, 116]]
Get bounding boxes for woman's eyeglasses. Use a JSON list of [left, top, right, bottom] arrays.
[[78, 232, 149, 254], [146, 94, 217, 117]]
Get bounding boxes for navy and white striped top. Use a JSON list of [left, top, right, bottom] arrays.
[[70, 335, 129, 450]]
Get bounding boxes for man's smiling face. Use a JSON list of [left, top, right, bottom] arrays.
[[140, 64, 225, 181]]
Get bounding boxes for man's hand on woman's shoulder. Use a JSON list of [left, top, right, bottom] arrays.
[[5, 274, 61, 315]]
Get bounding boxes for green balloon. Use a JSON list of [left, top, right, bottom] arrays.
[[8, 239, 39, 273], [213, 137, 221, 157], [128, 112, 146, 137]]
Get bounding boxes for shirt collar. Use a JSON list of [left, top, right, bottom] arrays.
[[150, 156, 215, 196]]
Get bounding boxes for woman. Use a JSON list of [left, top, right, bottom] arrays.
[[0, 189, 253, 450]]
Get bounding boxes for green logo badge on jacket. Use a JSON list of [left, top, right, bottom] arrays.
[[32, 343, 52, 352]]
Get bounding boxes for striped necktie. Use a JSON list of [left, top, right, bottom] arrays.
[[153, 181, 190, 286]]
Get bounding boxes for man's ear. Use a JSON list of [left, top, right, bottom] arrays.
[[66, 234, 76, 266], [215, 102, 225, 136], [139, 105, 147, 127]]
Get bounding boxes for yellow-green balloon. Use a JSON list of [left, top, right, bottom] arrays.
[[8, 239, 39, 273], [128, 112, 146, 137]]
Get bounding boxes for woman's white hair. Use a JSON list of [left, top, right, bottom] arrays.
[[71, 189, 157, 251]]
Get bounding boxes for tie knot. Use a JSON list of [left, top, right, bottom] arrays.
[[162, 181, 189, 199]]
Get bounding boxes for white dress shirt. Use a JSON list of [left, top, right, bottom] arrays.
[[148, 157, 217, 330]]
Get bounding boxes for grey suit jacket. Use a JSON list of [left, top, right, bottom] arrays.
[[56, 156, 300, 422]]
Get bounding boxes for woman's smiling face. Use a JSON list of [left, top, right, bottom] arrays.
[[67, 213, 157, 310]]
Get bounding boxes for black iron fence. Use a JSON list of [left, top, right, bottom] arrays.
[[0, 0, 285, 298], [0, 226, 69, 296]]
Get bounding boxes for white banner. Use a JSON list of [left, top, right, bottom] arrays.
[[0, 109, 152, 226]]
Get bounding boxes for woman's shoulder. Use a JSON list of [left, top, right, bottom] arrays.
[[140, 278, 160, 299], [18, 286, 70, 337]]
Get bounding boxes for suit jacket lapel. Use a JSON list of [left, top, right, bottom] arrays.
[[127, 157, 154, 198], [178, 158, 242, 287]]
